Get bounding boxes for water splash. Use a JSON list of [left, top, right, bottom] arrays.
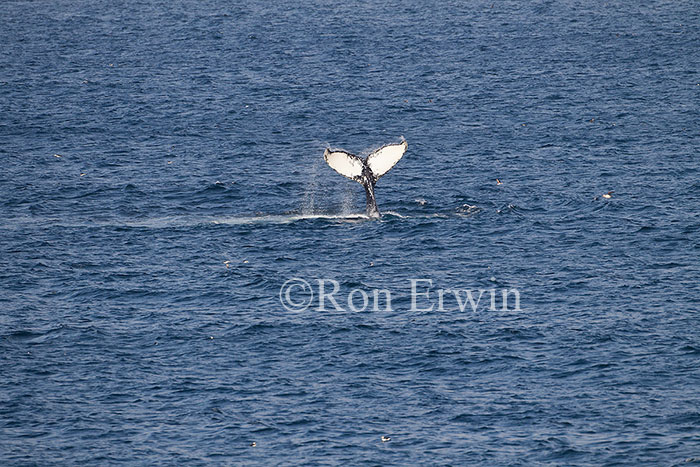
[[456, 203, 481, 217], [302, 158, 322, 215], [340, 184, 358, 216]]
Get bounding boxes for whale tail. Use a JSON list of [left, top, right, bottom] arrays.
[[323, 140, 407, 218]]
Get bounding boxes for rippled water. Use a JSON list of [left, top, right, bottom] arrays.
[[1, 0, 699, 464]]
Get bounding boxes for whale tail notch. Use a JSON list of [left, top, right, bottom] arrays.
[[323, 140, 407, 218]]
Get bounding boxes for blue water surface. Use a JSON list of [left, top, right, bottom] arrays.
[[1, 0, 699, 464]]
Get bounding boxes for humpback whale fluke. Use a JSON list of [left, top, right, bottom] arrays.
[[323, 140, 408, 218]]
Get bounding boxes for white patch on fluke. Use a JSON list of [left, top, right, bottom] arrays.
[[366, 141, 407, 180], [323, 149, 364, 180]]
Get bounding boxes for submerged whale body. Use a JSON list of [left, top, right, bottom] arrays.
[[323, 140, 408, 218]]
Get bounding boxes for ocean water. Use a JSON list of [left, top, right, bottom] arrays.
[[1, 0, 699, 464]]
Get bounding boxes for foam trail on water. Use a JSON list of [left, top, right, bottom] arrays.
[[213, 213, 370, 225], [0, 210, 491, 230]]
